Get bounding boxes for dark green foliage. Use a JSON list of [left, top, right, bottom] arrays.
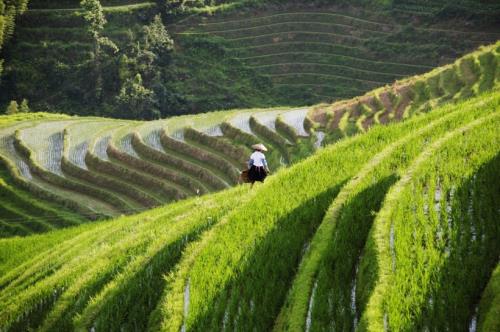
[[115, 73, 159, 119]]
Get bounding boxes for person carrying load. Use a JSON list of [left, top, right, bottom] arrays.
[[243, 143, 270, 187]]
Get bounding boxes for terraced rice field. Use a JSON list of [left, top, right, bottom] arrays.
[[0, 86, 498, 331], [0, 41, 498, 238], [175, 7, 500, 105], [0, 106, 319, 237], [310, 42, 500, 142]]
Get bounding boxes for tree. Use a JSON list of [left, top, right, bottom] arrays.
[[143, 14, 174, 64], [80, 0, 118, 102], [115, 74, 159, 120], [19, 98, 29, 112], [6, 100, 18, 114]]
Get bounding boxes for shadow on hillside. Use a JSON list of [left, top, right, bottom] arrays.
[[186, 182, 346, 331], [410, 153, 500, 331], [311, 174, 398, 331]]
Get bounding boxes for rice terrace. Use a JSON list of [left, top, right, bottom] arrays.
[[0, 0, 499, 330]]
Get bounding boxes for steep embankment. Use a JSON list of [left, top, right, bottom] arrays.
[[0, 89, 498, 331]]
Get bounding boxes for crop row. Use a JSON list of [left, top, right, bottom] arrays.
[[312, 42, 499, 141], [107, 141, 202, 196], [131, 131, 227, 191], [239, 52, 416, 76], [160, 129, 240, 184], [0, 90, 498, 329], [0, 151, 104, 221], [188, 21, 388, 41], [150, 88, 491, 331], [227, 42, 434, 71], [276, 92, 499, 331], [0, 184, 250, 331], [0, 168, 83, 238], [360, 112, 500, 331], [184, 11, 392, 33], [184, 127, 248, 167], [184, 10, 500, 41], [251, 62, 400, 84], [12, 130, 119, 217]]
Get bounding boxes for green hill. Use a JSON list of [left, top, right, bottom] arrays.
[[1, 0, 499, 118], [0, 86, 498, 331], [0, 1, 499, 330], [0, 42, 497, 238]]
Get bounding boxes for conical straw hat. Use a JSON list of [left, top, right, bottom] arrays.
[[251, 143, 268, 152]]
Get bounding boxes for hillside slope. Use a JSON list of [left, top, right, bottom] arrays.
[[0, 89, 498, 331], [1, 0, 499, 117], [0, 42, 497, 238]]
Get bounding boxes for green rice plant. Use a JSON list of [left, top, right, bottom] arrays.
[[160, 129, 239, 184], [131, 132, 227, 191], [275, 115, 299, 144], [0, 204, 52, 235], [0, 182, 76, 238], [478, 51, 498, 93], [84, 153, 165, 207], [104, 143, 188, 201], [106, 142, 204, 196], [183, 127, 249, 168], [302, 115, 316, 134], [0, 184, 250, 331], [60, 156, 145, 212], [13, 130, 123, 216], [438, 65, 464, 99], [357, 111, 500, 331], [220, 121, 257, 147], [478, 263, 500, 332], [455, 56, 481, 100], [150, 95, 478, 331], [0, 154, 102, 220], [274, 91, 498, 331]]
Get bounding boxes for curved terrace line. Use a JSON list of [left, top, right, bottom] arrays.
[[273, 82, 366, 92], [189, 11, 395, 28], [183, 21, 390, 36], [248, 62, 407, 78], [189, 11, 500, 37], [221, 32, 450, 50], [225, 43, 436, 68], [182, 30, 366, 42], [265, 72, 386, 85]]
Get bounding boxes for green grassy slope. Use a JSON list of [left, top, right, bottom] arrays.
[[0, 42, 497, 239], [0, 89, 498, 331], [310, 41, 500, 145], [0, 106, 317, 237]]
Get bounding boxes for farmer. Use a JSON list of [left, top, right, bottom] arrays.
[[248, 143, 270, 187]]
